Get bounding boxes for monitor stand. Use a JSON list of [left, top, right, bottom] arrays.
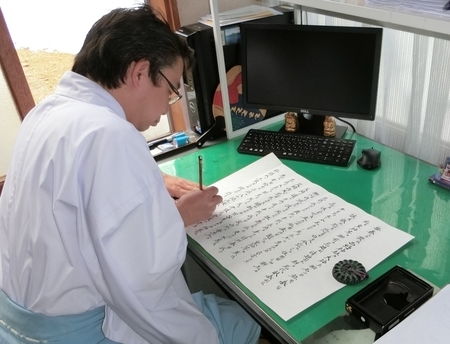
[[196, 116, 226, 147], [278, 113, 347, 139]]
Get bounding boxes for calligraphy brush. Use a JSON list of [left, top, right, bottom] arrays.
[[445, 0, 450, 11]]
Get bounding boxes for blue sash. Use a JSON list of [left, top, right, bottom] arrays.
[[0, 289, 119, 344], [192, 291, 260, 344], [0, 288, 259, 344]]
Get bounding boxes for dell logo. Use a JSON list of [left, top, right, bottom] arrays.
[[189, 102, 196, 114], [300, 109, 310, 114]]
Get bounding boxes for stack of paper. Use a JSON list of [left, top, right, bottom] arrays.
[[199, 5, 282, 27]]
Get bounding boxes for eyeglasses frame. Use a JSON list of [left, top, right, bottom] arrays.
[[158, 70, 182, 105]]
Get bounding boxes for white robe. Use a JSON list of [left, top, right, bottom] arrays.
[[0, 71, 219, 344]]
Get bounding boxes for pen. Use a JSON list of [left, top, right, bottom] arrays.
[[198, 156, 203, 190]]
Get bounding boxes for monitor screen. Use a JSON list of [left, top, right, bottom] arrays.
[[240, 23, 383, 136]]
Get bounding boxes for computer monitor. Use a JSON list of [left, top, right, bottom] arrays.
[[240, 23, 383, 138]]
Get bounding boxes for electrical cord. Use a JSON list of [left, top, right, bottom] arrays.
[[336, 117, 357, 133]]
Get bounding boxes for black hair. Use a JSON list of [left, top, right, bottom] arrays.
[[72, 4, 194, 89]]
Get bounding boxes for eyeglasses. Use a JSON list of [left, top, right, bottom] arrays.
[[159, 71, 182, 105]]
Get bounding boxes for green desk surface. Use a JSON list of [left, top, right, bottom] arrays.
[[159, 124, 450, 343]]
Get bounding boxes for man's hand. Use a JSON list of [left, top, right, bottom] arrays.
[[162, 172, 198, 199], [176, 186, 223, 227]]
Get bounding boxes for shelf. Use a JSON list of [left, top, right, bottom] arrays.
[[206, 0, 450, 140], [290, 0, 450, 40]]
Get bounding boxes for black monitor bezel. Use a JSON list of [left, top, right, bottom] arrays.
[[240, 23, 383, 122]]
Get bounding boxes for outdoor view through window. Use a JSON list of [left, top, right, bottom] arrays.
[[2, 0, 171, 141]]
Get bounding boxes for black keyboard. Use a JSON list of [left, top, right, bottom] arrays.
[[237, 129, 356, 166]]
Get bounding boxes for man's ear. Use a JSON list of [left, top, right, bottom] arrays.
[[129, 59, 151, 87]]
